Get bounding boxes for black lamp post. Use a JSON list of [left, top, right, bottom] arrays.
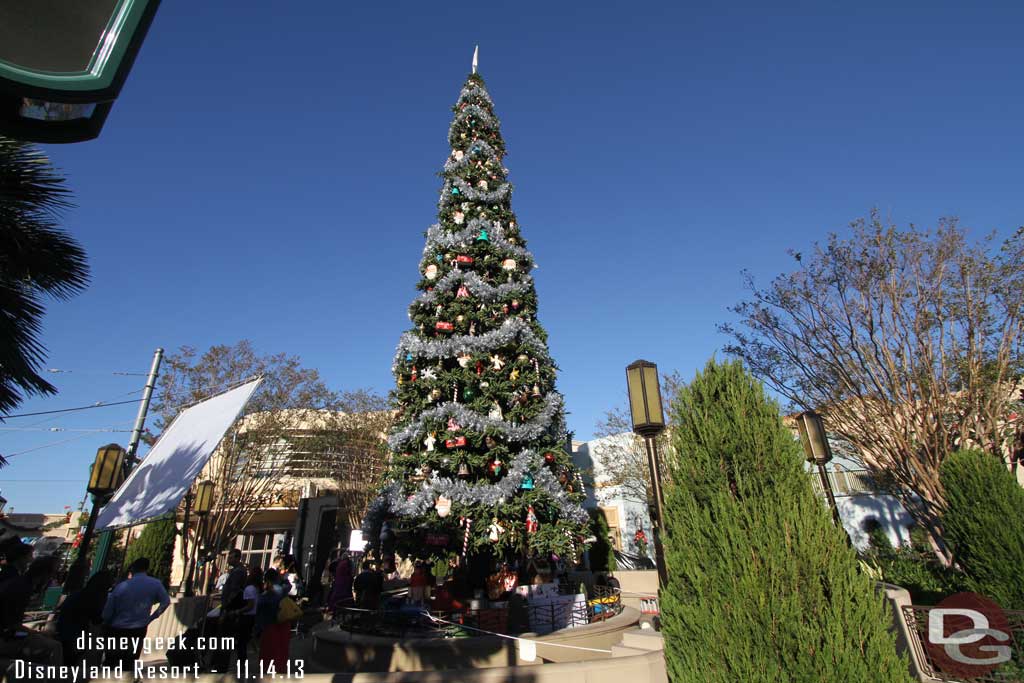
[[64, 444, 125, 593], [183, 480, 215, 596], [796, 410, 844, 529], [626, 360, 669, 588]]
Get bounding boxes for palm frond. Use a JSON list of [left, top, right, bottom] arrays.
[[0, 136, 88, 414]]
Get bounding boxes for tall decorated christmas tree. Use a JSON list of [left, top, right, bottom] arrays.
[[363, 64, 589, 571]]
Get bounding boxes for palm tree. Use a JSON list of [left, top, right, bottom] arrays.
[[0, 136, 89, 419]]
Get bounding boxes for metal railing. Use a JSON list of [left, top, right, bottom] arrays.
[[901, 604, 1024, 682], [808, 468, 897, 497], [332, 584, 622, 638]]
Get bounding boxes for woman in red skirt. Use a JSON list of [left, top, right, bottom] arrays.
[[255, 569, 292, 673]]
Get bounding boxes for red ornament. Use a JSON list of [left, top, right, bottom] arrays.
[[445, 436, 468, 449], [544, 452, 556, 464], [435, 321, 454, 331], [476, 360, 483, 376], [489, 459, 503, 476], [456, 255, 474, 264], [456, 285, 470, 298], [525, 506, 539, 534], [411, 366, 418, 382]]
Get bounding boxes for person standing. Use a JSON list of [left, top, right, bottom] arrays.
[[255, 569, 291, 673], [220, 548, 247, 613], [225, 568, 261, 669], [283, 556, 302, 598], [353, 561, 383, 610], [0, 540, 32, 585], [0, 555, 63, 666], [327, 554, 353, 614], [101, 557, 170, 670], [56, 569, 115, 670]]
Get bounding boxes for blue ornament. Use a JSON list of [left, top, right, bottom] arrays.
[[435, 254, 443, 262], [476, 229, 489, 242], [406, 353, 413, 361], [521, 474, 535, 490], [451, 187, 460, 195]]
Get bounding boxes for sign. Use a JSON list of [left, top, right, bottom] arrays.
[[0, 0, 161, 142], [425, 533, 450, 547]]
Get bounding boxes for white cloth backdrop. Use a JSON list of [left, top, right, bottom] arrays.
[[96, 378, 262, 530]]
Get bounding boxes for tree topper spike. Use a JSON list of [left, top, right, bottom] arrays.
[[472, 45, 479, 74]]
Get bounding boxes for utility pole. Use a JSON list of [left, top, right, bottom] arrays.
[[90, 348, 163, 576]]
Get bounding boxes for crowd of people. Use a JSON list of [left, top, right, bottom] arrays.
[[207, 547, 302, 673], [0, 536, 309, 678], [0, 536, 172, 674]]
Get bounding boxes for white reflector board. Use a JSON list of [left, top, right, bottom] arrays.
[[96, 378, 262, 530]]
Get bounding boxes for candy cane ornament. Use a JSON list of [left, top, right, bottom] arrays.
[[461, 516, 472, 557]]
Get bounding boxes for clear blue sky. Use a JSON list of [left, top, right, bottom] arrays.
[[3, 0, 1023, 513]]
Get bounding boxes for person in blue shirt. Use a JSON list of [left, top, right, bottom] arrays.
[[101, 557, 170, 669]]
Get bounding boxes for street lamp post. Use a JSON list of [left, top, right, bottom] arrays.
[[796, 410, 844, 529], [626, 360, 669, 588], [182, 480, 215, 596], [64, 444, 126, 594]]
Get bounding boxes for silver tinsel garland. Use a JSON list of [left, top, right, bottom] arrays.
[[443, 140, 507, 174], [423, 220, 531, 261], [458, 83, 494, 108], [387, 393, 564, 451], [447, 104, 499, 140], [393, 317, 553, 367], [440, 177, 511, 206], [362, 446, 589, 538], [413, 270, 532, 306]]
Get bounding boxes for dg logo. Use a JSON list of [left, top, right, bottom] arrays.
[[926, 592, 1014, 678]]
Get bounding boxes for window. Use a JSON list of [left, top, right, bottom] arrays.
[[234, 531, 287, 571]]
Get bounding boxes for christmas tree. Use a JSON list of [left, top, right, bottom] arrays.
[[363, 66, 588, 569]]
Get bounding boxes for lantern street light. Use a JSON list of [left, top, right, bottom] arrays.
[[796, 410, 844, 530], [625, 360, 669, 588], [0, 1, 162, 142], [64, 444, 126, 593], [183, 480, 215, 596]]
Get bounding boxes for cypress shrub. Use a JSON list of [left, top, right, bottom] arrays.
[[940, 449, 1024, 610], [588, 508, 617, 573], [659, 359, 911, 683], [123, 517, 177, 586]]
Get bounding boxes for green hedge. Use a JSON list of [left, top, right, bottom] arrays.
[[659, 359, 911, 683], [123, 517, 177, 586], [940, 449, 1024, 610], [587, 508, 616, 573]]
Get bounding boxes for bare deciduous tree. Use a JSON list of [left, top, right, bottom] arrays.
[[150, 342, 390, 567], [721, 213, 1024, 561], [593, 371, 684, 506]]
